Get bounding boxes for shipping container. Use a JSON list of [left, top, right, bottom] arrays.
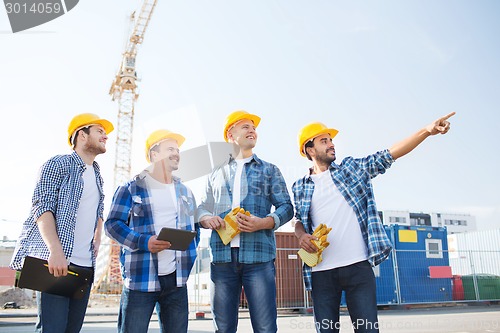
[[461, 274, 500, 301], [275, 232, 306, 308], [390, 225, 453, 303], [448, 229, 500, 276], [240, 232, 306, 309]]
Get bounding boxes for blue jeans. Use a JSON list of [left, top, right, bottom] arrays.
[[118, 271, 188, 333], [311, 260, 379, 333], [35, 286, 91, 332], [211, 248, 277, 333]]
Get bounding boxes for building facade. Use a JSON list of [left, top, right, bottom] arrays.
[[380, 210, 476, 234]]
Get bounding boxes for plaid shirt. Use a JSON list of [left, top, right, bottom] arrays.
[[197, 154, 294, 263], [105, 171, 199, 291], [292, 149, 394, 291], [10, 152, 104, 270]]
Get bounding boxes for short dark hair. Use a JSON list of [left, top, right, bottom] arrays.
[[73, 126, 91, 147], [304, 139, 315, 161]]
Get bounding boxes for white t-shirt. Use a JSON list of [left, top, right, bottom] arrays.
[[147, 174, 177, 276], [309, 169, 368, 272], [70, 165, 99, 267], [230, 156, 253, 247]]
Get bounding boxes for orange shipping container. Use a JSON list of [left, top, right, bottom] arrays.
[[241, 232, 307, 309]]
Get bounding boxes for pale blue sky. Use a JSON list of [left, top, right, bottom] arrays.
[[1, 1, 499, 239]]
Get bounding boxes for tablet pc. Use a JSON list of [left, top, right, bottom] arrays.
[[157, 227, 197, 251]]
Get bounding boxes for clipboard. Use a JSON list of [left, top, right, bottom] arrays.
[[157, 227, 197, 251], [17, 256, 93, 299]]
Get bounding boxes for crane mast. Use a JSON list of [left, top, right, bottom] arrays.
[[94, 0, 158, 293], [110, 0, 157, 188]]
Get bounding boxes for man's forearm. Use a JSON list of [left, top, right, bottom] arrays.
[[389, 112, 455, 160], [37, 211, 63, 255], [389, 128, 430, 160], [295, 220, 307, 239]]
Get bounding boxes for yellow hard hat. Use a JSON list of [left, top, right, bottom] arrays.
[[68, 113, 114, 146], [223, 110, 261, 142], [298, 122, 339, 157], [145, 129, 185, 163]]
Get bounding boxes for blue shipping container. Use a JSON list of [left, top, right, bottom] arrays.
[[391, 225, 452, 303]]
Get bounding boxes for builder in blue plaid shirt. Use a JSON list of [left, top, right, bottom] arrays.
[[105, 129, 199, 333], [197, 110, 294, 333], [10, 113, 114, 333], [293, 112, 455, 333]]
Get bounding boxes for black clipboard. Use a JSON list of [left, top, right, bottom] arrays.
[[17, 256, 93, 299], [157, 227, 197, 251]]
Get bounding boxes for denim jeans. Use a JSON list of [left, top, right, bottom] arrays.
[[35, 286, 91, 332], [211, 248, 277, 333], [118, 271, 188, 333], [311, 260, 379, 333]]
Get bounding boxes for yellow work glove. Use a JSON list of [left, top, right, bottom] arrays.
[[297, 223, 332, 267], [217, 207, 251, 245]]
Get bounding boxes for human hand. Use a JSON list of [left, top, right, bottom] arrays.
[[426, 112, 455, 135], [236, 213, 273, 233], [200, 215, 226, 230], [47, 251, 69, 277], [148, 235, 171, 253], [297, 224, 332, 267], [299, 233, 318, 253]]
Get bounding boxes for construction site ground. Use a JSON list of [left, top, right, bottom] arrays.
[[1, 300, 499, 333]]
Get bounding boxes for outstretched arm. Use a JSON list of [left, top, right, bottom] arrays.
[[389, 112, 455, 160]]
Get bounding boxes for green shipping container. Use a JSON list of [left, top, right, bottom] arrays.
[[461, 274, 500, 301]]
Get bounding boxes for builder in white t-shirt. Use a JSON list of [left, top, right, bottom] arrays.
[[105, 130, 199, 333], [293, 112, 455, 333], [10, 113, 114, 332]]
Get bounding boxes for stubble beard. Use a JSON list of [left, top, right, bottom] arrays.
[[317, 150, 336, 165], [85, 139, 106, 156]]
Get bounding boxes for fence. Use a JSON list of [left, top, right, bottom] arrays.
[[271, 248, 500, 309], [1, 244, 499, 310]]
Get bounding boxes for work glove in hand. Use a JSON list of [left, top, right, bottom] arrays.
[[298, 223, 331, 267], [217, 207, 251, 245]]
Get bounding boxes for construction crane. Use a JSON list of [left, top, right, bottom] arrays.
[[94, 0, 158, 293]]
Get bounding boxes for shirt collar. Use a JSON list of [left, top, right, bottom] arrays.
[[304, 161, 338, 181], [137, 168, 181, 185], [228, 153, 261, 165], [70, 151, 97, 171]]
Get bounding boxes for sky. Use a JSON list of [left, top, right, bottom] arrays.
[[1, 0, 499, 240]]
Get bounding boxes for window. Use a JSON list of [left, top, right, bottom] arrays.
[[425, 239, 443, 259], [389, 216, 406, 224], [444, 219, 467, 226]]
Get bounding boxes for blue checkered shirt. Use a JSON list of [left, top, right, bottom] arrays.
[[105, 171, 199, 291], [197, 154, 294, 263], [292, 149, 394, 291], [10, 152, 104, 270]]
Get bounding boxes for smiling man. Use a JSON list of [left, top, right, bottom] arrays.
[[293, 112, 455, 333], [10, 113, 114, 333], [105, 129, 199, 333], [197, 110, 294, 333]]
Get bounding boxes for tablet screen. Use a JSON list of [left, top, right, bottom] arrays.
[[157, 227, 197, 251]]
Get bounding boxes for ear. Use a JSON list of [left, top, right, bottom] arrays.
[[150, 150, 157, 163], [75, 130, 86, 146], [305, 145, 315, 158]]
